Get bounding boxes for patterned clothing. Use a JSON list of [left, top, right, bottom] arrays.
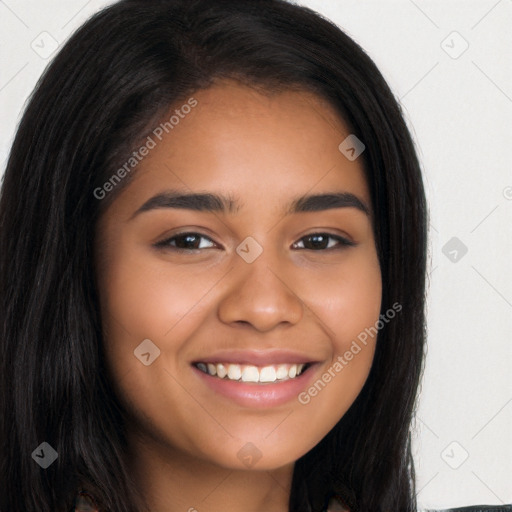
[[74, 491, 99, 512], [325, 494, 351, 511]]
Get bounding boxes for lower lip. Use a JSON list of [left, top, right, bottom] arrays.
[[192, 364, 318, 408]]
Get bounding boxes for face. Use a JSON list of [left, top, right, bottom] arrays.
[[94, 80, 382, 472]]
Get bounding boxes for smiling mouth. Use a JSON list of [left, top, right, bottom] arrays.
[[193, 362, 311, 383]]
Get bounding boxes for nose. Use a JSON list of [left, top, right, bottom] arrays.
[[217, 249, 304, 332]]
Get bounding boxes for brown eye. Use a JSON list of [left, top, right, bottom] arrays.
[[154, 232, 217, 251], [293, 233, 355, 251]]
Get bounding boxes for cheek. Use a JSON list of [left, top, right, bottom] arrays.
[[100, 244, 220, 341], [293, 250, 382, 416], [97, 246, 229, 448], [302, 249, 382, 350], [97, 240, 229, 406]]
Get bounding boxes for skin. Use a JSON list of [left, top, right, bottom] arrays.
[[94, 80, 382, 512]]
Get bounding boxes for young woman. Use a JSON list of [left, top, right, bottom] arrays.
[[0, 1, 428, 511]]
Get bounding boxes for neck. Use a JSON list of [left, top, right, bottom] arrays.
[[126, 431, 294, 512]]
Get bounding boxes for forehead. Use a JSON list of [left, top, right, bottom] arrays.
[[109, 80, 371, 219]]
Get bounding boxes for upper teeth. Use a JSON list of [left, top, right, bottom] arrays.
[[195, 362, 307, 383]]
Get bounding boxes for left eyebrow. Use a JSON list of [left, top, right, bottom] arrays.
[[129, 189, 370, 220], [288, 192, 370, 216]]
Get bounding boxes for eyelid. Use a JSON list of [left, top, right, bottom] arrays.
[[292, 233, 356, 249], [153, 231, 219, 250]]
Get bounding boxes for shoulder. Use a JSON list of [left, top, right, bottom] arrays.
[[325, 498, 512, 512], [325, 495, 350, 512], [73, 491, 100, 512], [425, 506, 512, 512]]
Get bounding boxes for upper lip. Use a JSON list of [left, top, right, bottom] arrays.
[[192, 349, 319, 366]]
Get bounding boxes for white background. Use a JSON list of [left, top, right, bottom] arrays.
[[1, 1, 511, 509]]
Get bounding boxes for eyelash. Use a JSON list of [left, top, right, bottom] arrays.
[[154, 232, 356, 252]]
